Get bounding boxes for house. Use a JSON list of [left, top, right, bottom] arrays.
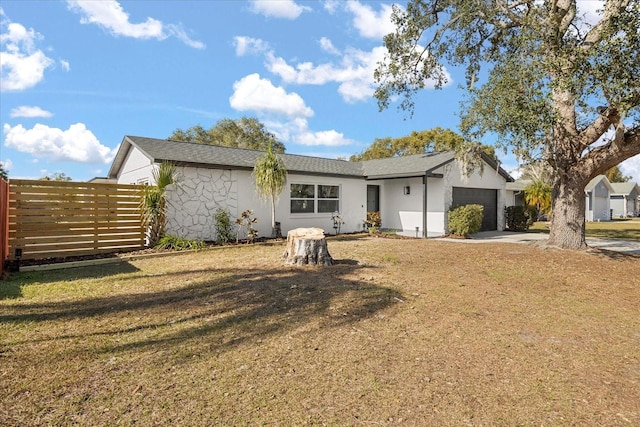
[[505, 180, 532, 207], [585, 175, 614, 221], [610, 181, 640, 218], [107, 136, 514, 240]]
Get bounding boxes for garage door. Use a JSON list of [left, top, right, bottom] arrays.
[[452, 187, 498, 231]]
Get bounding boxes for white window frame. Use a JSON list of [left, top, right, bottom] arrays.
[[290, 183, 340, 215]]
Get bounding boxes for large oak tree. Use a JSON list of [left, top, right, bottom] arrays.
[[349, 127, 496, 161], [375, 0, 640, 249], [170, 117, 285, 153]]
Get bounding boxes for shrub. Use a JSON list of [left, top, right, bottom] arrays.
[[214, 208, 234, 244], [504, 205, 537, 231], [236, 209, 258, 243], [155, 235, 206, 251], [365, 211, 381, 233], [448, 204, 484, 237]]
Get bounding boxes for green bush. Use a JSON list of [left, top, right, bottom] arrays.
[[504, 205, 537, 231], [214, 208, 234, 244], [448, 204, 484, 237], [155, 235, 206, 251]]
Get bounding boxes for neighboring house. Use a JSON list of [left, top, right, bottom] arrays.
[[505, 180, 532, 207], [610, 181, 640, 218], [107, 136, 513, 240], [585, 175, 614, 221]]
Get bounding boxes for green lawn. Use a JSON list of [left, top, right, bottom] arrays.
[[529, 217, 640, 241], [1, 237, 639, 425]]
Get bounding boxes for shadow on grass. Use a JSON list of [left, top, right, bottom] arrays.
[[0, 261, 141, 300], [1, 260, 402, 358], [587, 248, 640, 261], [586, 229, 640, 242]]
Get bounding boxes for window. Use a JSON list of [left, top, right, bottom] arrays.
[[291, 184, 315, 213], [291, 184, 339, 214]]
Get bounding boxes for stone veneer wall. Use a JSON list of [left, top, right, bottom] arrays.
[[165, 167, 238, 241]]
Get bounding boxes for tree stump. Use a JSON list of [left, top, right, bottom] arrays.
[[283, 228, 333, 266]]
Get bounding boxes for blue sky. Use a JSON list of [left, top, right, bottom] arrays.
[[1, 0, 638, 183]]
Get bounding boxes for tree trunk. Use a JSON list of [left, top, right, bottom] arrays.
[[283, 228, 333, 266], [548, 174, 588, 250]]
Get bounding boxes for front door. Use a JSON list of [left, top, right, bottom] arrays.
[[367, 185, 379, 212]]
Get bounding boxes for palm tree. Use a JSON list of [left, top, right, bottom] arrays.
[[524, 179, 552, 220], [141, 161, 176, 247], [253, 143, 287, 237]]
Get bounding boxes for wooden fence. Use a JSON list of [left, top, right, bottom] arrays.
[[0, 179, 9, 275], [7, 180, 145, 261]]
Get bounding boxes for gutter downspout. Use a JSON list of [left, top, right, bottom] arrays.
[[423, 173, 428, 238]]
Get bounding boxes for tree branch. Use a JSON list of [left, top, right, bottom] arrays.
[[581, 0, 630, 51]]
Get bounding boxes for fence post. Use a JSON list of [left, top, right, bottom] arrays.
[[0, 179, 9, 276]]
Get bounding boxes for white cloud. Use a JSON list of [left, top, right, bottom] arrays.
[[230, 73, 313, 118], [0, 11, 55, 91], [266, 45, 407, 103], [3, 123, 117, 164], [577, 0, 603, 27], [66, 0, 204, 49], [249, 0, 311, 20], [323, 1, 340, 15], [295, 129, 354, 147], [319, 37, 340, 55], [345, 1, 396, 40], [60, 59, 70, 71], [620, 155, 640, 184], [264, 117, 354, 148], [0, 158, 12, 171], [233, 36, 270, 56], [10, 106, 53, 118]]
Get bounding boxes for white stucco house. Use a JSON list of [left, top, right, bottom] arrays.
[[107, 136, 513, 240], [585, 175, 614, 221], [610, 181, 640, 218]]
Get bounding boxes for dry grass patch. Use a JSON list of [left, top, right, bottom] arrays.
[[530, 218, 640, 241], [1, 238, 639, 425]]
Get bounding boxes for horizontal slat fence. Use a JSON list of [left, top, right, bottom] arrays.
[[1, 179, 9, 275], [8, 180, 145, 261]]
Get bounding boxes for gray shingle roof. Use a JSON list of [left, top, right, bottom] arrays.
[[505, 179, 533, 191], [361, 152, 455, 178], [610, 181, 640, 196], [108, 135, 514, 182], [109, 136, 364, 178]]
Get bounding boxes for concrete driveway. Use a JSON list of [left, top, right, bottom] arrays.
[[436, 230, 640, 255]]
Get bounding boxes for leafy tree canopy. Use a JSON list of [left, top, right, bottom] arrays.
[[374, 0, 640, 249], [0, 163, 8, 181], [604, 165, 631, 182], [169, 117, 285, 153], [40, 172, 72, 181], [350, 127, 496, 161]]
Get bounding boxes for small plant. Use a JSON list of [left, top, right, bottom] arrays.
[[331, 212, 345, 235], [448, 204, 484, 237], [505, 205, 537, 231], [214, 208, 235, 245], [155, 235, 206, 251], [236, 209, 258, 243], [365, 211, 381, 233]]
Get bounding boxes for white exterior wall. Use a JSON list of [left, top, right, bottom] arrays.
[[376, 177, 424, 234], [164, 166, 366, 241], [271, 173, 367, 236], [375, 160, 508, 237], [436, 161, 508, 232], [115, 147, 156, 184], [586, 181, 611, 221], [610, 197, 626, 218], [165, 166, 239, 241], [425, 176, 446, 236]]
